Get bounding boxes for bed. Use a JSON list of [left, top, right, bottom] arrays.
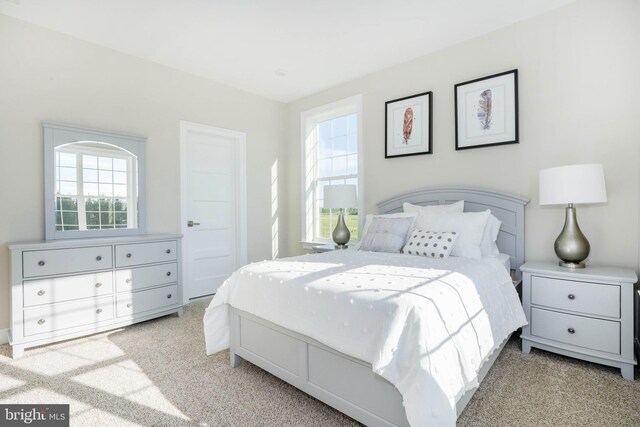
[[204, 186, 529, 426]]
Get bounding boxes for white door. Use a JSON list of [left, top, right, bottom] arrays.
[[180, 121, 247, 301]]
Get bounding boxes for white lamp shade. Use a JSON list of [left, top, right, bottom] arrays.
[[323, 184, 358, 209], [539, 164, 607, 205]]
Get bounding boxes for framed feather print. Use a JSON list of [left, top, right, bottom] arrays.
[[385, 91, 433, 158], [454, 69, 518, 150]]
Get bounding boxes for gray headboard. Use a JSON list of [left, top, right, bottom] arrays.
[[377, 186, 529, 280]]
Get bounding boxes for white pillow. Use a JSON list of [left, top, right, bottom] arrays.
[[403, 200, 464, 214], [414, 210, 491, 259], [402, 230, 459, 259], [361, 212, 417, 242], [480, 214, 502, 257], [359, 217, 415, 253]]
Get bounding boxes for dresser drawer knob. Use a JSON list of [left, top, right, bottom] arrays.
[[568, 294, 575, 300], [96, 308, 103, 314], [166, 249, 171, 254], [126, 303, 132, 308], [37, 319, 45, 325], [167, 293, 172, 299], [38, 260, 45, 266], [126, 253, 132, 258], [166, 271, 172, 276], [37, 290, 45, 296], [126, 278, 132, 283], [95, 282, 102, 288], [96, 255, 102, 261], [568, 328, 575, 334]]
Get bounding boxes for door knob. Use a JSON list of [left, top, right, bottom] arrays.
[[187, 220, 200, 227]]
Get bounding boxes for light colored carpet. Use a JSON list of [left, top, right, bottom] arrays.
[[0, 298, 637, 426]]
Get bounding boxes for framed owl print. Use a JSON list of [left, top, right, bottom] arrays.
[[455, 69, 518, 150], [385, 91, 433, 158]]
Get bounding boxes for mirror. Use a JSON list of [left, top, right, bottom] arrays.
[[44, 122, 146, 240]]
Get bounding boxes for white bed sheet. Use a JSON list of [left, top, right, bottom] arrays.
[[204, 251, 527, 427], [495, 252, 511, 273]]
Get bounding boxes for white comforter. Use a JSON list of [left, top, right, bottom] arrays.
[[204, 251, 527, 426]]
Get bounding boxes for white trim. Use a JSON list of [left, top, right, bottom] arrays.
[[299, 94, 364, 245], [180, 121, 247, 304], [0, 328, 8, 345]]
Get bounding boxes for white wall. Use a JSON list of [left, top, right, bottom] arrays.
[[285, 0, 640, 272], [0, 14, 286, 330]]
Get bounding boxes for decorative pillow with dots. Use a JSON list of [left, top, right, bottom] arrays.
[[401, 229, 459, 259]]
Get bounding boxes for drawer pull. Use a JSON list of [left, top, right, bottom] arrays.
[[126, 253, 132, 258], [96, 255, 102, 261], [37, 290, 45, 296], [166, 272, 172, 276], [166, 249, 171, 254], [37, 319, 45, 325], [568, 327, 575, 334], [38, 260, 45, 266], [96, 308, 103, 314], [126, 278, 132, 283], [95, 282, 102, 288], [568, 294, 575, 300], [167, 293, 172, 299], [126, 303, 132, 308]]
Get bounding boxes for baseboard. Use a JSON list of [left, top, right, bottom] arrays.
[[0, 328, 8, 345]]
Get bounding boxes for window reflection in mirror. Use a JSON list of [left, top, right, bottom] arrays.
[[54, 142, 138, 231], [44, 122, 146, 240]]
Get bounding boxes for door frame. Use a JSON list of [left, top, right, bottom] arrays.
[[179, 120, 247, 303]]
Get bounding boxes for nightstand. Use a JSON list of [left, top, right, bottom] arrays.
[[312, 244, 354, 253], [520, 262, 637, 380]]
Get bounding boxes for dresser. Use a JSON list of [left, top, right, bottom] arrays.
[[8, 234, 183, 359], [520, 262, 637, 380]]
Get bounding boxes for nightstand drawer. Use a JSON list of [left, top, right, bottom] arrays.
[[531, 276, 620, 318], [530, 307, 620, 354]]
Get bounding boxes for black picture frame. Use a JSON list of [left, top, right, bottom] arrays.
[[385, 91, 433, 159], [454, 69, 518, 150]]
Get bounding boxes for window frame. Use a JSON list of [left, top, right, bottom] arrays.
[[300, 95, 364, 247]]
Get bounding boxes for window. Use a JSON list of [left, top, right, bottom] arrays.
[[301, 95, 362, 244], [55, 144, 137, 231]]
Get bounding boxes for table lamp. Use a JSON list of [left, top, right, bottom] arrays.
[[539, 164, 607, 268], [323, 184, 358, 249]]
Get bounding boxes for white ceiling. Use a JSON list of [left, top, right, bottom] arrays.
[[0, 0, 574, 102]]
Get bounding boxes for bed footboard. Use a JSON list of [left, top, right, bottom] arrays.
[[228, 307, 509, 426], [230, 307, 408, 427]]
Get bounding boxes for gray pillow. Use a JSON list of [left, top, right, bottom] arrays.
[[359, 217, 413, 253]]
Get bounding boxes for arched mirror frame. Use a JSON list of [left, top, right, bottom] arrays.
[[43, 122, 147, 240]]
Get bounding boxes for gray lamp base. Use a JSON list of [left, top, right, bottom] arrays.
[[332, 209, 351, 249], [558, 261, 586, 269], [554, 204, 590, 269]]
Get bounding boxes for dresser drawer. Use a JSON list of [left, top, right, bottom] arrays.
[[23, 246, 113, 278], [116, 284, 178, 317], [531, 276, 620, 318], [115, 263, 178, 293], [23, 296, 114, 336], [115, 241, 177, 267], [530, 307, 620, 354], [23, 271, 113, 307]]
